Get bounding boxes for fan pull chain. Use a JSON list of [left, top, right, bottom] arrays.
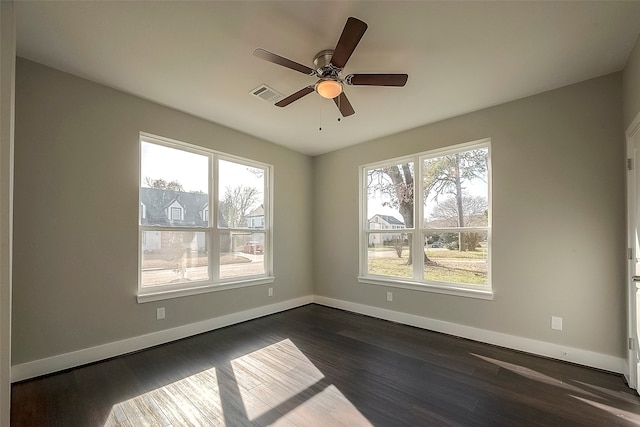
[[318, 98, 343, 131]]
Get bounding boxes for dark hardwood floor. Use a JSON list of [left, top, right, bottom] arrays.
[[11, 304, 640, 426]]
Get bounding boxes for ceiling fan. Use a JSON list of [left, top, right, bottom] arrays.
[[253, 17, 408, 117]]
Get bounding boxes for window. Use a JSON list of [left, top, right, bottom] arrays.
[[169, 205, 183, 221], [201, 204, 209, 223], [139, 133, 272, 302], [360, 140, 491, 299]]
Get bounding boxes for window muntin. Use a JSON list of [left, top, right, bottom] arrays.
[[139, 134, 271, 297], [361, 140, 490, 294]]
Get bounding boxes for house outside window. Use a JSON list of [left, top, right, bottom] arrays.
[[246, 205, 265, 228], [139, 133, 273, 302], [359, 139, 492, 299], [367, 214, 405, 246]]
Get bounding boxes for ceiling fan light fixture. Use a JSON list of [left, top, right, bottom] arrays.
[[254, 17, 407, 116], [316, 79, 343, 99]]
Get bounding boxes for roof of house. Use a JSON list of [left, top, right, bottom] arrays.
[[140, 187, 209, 227], [369, 214, 404, 226], [247, 204, 264, 217]]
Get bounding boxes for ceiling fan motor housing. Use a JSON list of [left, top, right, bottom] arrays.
[[313, 50, 341, 79], [313, 49, 334, 69]]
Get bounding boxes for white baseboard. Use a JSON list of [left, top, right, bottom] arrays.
[[313, 295, 626, 374], [11, 295, 314, 383], [12, 294, 625, 382]]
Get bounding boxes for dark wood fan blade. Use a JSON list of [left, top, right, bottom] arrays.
[[333, 92, 355, 117], [275, 86, 315, 107], [330, 17, 368, 69], [347, 74, 408, 86], [253, 48, 315, 76]]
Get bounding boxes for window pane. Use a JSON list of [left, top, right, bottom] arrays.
[[218, 160, 265, 229], [141, 230, 209, 287], [424, 231, 488, 285], [366, 162, 413, 229], [423, 148, 488, 228], [140, 141, 209, 227], [220, 232, 265, 279], [367, 232, 412, 278]]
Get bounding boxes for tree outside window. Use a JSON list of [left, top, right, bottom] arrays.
[[362, 141, 490, 290]]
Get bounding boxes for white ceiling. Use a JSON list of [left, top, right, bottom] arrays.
[[15, 1, 640, 156]]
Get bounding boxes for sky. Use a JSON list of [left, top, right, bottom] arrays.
[[141, 141, 264, 198], [141, 142, 208, 193], [142, 140, 486, 223]]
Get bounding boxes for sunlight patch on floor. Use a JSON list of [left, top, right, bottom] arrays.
[[572, 395, 640, 425], [276, 384, 374, 426], [573, 380, 640, 405], [471, 353, 596, 396], [231, 338, 325, 420], [104, 367, 224, 426], [104, 338, 372, 426], [228, 338, 372, 425]]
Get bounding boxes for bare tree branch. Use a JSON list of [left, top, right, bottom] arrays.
[[220, 185, 260, 228]]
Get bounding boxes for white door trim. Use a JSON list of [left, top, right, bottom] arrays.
[[628, 113, 640, 141], [625, 111, 640, 390]]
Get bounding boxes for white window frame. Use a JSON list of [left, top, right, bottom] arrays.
[[138, 133, 274, 303], [201, 203, 209, 223], [358, 139, 492, 300], [169, 205, 183, 221]]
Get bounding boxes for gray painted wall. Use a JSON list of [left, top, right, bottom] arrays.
[[12, 58, 314, 365], [11, 57, 631, 368], [0, 2, 15, 425], [624, 34, 640, 129], [313, 73, 626, 358]]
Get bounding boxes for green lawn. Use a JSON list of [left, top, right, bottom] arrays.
[[371, 246, 487, 259], [367, 257, 413, 278], [426, 249, 487, 260], [368, 250, 487, 285], [424, 265, 487, 285]]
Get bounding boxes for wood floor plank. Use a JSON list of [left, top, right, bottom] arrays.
[[11, 304, 640, 426], [116, 393, 171, 427]]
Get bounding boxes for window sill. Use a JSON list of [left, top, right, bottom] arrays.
[[357, 276, 494, 300], [137, 276, 275, 303]]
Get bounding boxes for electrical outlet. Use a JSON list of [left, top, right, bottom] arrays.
[[551, 316, 562, 331], [156, 307, 165, 320], [386, 292, 393, 302], [268, 287, 273, 297]]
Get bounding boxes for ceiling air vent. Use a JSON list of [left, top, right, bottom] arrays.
[[250, 84, 284, 104]]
